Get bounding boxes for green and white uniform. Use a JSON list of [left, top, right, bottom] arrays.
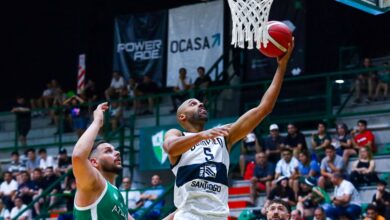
[[74, 181, 128, 220]]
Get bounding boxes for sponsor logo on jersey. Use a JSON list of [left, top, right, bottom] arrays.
[[199, 163, 217, 178], [190, 180, 221, 193], [111, 204, 127, 218], [152, 130, 168, 164], [191, 137, 224, 149]]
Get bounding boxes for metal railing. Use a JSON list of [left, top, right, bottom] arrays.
[[1, 65, 390, 219], [12, 170, 72, 220], [1, 65, 390, 151]]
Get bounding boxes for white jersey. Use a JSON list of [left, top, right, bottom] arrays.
[[171, 132, 230, 220]]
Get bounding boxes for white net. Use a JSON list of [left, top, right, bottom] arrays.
[[227, 0, 274, 49]]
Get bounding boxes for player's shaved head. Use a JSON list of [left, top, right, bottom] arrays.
[[176, 99, 193, 117], [176, 98, 208, 131]]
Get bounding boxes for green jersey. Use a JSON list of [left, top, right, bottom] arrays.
[[74, 181, 128, 220]]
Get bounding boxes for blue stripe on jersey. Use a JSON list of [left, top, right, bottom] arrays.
[[176, 161, 228, 187]]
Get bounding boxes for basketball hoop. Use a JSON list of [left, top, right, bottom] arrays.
[[227, 0, 274, 49]]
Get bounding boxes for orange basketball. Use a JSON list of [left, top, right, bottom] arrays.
[[259, 21, 293, 58]]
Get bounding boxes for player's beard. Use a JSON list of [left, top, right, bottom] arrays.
[[268, 215, 282, 220], [187, 109, 208, 124], [267, 212, 284, 220], [100, 159, 122, 174]]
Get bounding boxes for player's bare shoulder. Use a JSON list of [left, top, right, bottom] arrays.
[[164, 128, 182, 139]]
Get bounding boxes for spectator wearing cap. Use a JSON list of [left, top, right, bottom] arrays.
[[262, 176, 296, 215], [297, 177, 316, 218], [349, 146, 378, 189], [38, 148, 54, 170], [351, 119, 376, 153], [239, 131, 261, 177], [372, 179, 390, 219], [318, 145, 344, 189], [250, 152, 274, 203], [364, 204, 385, 220], [283, 123, 307, 157], [323, 173, 361, 220], [55, 148, 72, 175], [297, 177, 330, 218], [311, 122, 332, 161], [275, 148, 299, 194], [7, 151, 26, 177], [263, 124, 285, 164]]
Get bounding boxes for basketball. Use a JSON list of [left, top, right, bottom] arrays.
[[259, 21, 293, 58]]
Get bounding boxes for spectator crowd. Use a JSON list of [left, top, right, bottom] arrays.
[[241, 118, 387, 220], [0, 148, 73, 220], [0, 146, 166, 220], [10, 66, 217, 147], [1, 57, 390, 220]]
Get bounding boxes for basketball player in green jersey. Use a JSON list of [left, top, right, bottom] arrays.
[[72, 103, 134, 220]]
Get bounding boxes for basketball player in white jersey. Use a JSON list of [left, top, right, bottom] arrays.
[[163, 40, 294, 220]]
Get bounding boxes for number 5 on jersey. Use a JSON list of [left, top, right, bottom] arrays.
[[203, 147, 214, 161]]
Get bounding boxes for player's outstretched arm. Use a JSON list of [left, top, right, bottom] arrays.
[[227, 39, 294, 148], [164, 127, 229, 163], [72, 102, 108, 190]]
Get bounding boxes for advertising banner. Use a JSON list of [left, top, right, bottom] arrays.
[[166, 0, 224, 87], [113, 11, 167, 85]]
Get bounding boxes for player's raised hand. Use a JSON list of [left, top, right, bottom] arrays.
[[93, 102, 109, 127], [277, 37, 295, 67], [200, 126, 230, 140]]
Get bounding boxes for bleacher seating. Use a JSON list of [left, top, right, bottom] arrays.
[[1, 58, 390, 219], [227, 93, 390, 219]]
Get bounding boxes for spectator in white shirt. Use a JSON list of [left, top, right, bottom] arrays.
[[9, 197, 30, 220], [274, 148, 299, 194], [323, 173, 361, 220], [105, 71, 126, 100], [0, 199, 11, 220], [170, 68, 192, 113], [120, 177, 141, 213], [38, 148, 54, 169], [0, 172, 18, 210]]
